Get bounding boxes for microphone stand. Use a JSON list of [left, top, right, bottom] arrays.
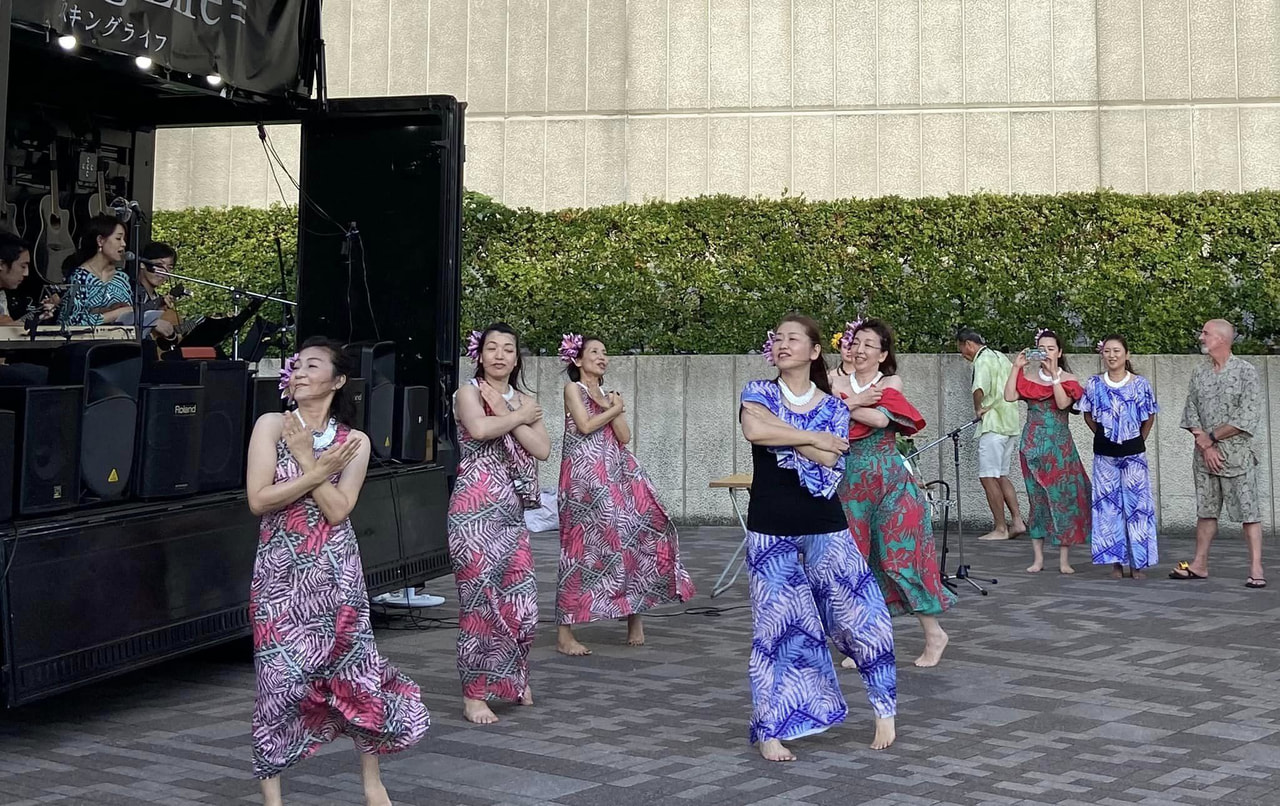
[[906, 416, 997, 595], [152, 268, 297, 361]]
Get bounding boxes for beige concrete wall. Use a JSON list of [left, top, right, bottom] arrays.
[[155, 0, 1280, 211], [465, 354, 1277, 534]]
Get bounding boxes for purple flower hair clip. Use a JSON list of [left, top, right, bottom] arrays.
[[1035, 327, 1050, 340], [840, 318, 864, 350], [465, 330, 483, 361], [762, 330, 778, 366], [1096, 340, 1105, 354], [559, 333, 585, 365], [279, 353, 300, 401]]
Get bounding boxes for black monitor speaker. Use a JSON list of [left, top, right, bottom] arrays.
[[134, 385, 204, 499], [145, 360, 248, 491], [349, 377, 367, 436], [53, 343, 141, 501], [395, 385, 431, 462], [0, 386, 83, 515], [249, 375, 285, 440], [0, 410, 13, 523]]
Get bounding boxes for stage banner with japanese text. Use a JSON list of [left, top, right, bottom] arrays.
[[13, 0, 315, 98]]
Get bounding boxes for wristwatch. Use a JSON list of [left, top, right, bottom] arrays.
[[1210, 431, 1219, 444]]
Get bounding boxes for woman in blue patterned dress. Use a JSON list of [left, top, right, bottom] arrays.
[[739, 314, 896, 762], [1078, 336, 1159, 578], [60, 216, 135, 326]]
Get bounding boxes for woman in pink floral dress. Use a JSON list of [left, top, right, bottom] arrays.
[[448, 323, 551, 725], [246, 337, 428, 806], [554, 335, 695, 656]]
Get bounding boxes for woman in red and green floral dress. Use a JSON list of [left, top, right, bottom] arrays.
[[833, 319, 956, 669], [1002, 328, 1092, 575]]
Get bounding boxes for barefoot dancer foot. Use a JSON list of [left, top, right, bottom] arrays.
[[977, 528, 1011, 541], [463, 697, 499, 725], [520, 685, 534, 706], [556, 625, 591, 656], [359, 750, 392, 806], [1132, 568, 1146, 579], [1110, 563, 1124, 579], [260, 777, 283, 806], [1059, 547, 1075, 575], [913, 617, 948, 668], [626, 615, 645, 646], [758, 738, 796, 762], [871, 716, 896, 750], [1009, 519, 1027, 537], [841, 656, 856, 670], [1027, 539, 1044, 573]]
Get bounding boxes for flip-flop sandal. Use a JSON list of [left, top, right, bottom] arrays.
[[1246, 577, 1268, 589], [1168, 561, 1206, 580]]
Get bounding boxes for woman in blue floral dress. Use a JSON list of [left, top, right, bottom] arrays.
[[1078, 336, 1158, 578]]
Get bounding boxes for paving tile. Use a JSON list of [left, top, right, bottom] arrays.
[[2, 530, 1280, 805]]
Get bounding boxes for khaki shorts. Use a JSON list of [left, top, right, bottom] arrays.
[[977, 432, 1016, 478], [1194, 462, 1262, 523]]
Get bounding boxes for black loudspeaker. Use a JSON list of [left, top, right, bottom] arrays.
[[395, 385, 431, 462], [249, 375, 285, 440], [349, 377, 367, 436], [53, 343, 141, 501], [346, 342, 396, 458], [134, 385, 204, 499], [0, 410, 13, 523], [145, 360, 248, 492], [0, 386, 83, 514]]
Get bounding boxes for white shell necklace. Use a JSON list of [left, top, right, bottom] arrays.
[[778, 379, 817, 407], [1038, 368, 1062, 384], [294, 410, 337, 450], [501, 385, 517, 403], [1103, 372, 1131, 389], [850, 371, 882, 394]]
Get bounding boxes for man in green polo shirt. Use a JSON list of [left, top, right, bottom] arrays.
[[957, 328, 1026, 541]]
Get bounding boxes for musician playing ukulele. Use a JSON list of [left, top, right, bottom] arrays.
[[60, 215, 135, 327], [0, 231, 56, 326], [137, 241, 181, 341]]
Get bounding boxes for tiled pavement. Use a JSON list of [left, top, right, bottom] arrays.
[[2, 528, 1280, 805]]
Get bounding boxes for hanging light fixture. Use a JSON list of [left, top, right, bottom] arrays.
[[57, 35, 77, 50]]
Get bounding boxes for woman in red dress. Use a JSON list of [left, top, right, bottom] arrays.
[[1002, 328, 1092, 574]]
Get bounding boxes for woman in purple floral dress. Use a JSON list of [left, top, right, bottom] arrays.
[[1003, 329, 1092, 575], [246, 338, 428, 806], [448, 323, 551, 726]]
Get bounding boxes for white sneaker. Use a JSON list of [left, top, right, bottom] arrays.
[[373, 590, 410, 606], [405, 588, 446, 607]]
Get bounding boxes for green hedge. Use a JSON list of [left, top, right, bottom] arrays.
[[156, 190, 1280, 355], [151, 204, 298, 334]]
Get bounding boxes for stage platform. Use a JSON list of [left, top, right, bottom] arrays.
[[0, 463, 450, 707]]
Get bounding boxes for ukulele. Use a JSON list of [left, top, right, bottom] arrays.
[[37, 145, 75, 283]]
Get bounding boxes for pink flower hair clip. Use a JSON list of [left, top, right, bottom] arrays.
[[559, 333, 585, 365], [465, 330, 483, 361], [1035, 327, 1050, 340], [840, 318, 864, 350], [1095, 340, 1105, 354], [279, 352, 300, 401], [762, 330, 778, 366]]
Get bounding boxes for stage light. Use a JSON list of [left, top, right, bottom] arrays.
[[206, 74, 223, 87], [135, 56, 153, 70], [57, 35, 77, 50]]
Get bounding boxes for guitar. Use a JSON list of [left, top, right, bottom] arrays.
[[87, 169, 107, 219], [36, 145, 76, 283]]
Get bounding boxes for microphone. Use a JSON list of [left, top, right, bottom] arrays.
[[170, 283, 192, 299], [123, 251, 165, 269]]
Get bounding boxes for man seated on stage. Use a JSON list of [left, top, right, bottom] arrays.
[[0, 231, 53, 385], [138, 241, 180, 340]]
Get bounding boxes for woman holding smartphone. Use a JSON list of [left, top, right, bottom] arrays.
[[1003, 328, 1092, 574]]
